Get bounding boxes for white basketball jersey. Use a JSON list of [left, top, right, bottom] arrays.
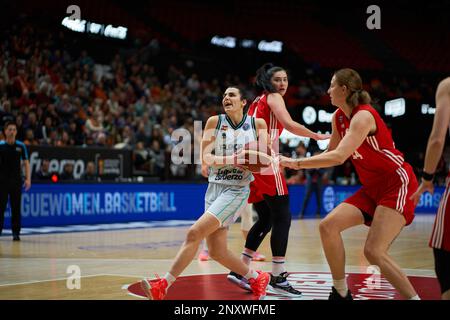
[[208, 114, 257, 186]]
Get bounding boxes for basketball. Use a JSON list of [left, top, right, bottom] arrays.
[[237, 141, 274, 173]]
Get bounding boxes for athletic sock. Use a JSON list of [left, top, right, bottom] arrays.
[[241, 248, 255, 265], [244, 269, 259, 280], [409, 295, 421, 300], [272, 257, 286, 276], [333, 278, 348, 297], [164, 272, 176, 289]]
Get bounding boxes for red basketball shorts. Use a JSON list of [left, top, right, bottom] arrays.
[[344, 163, 419, 226], [248, 169, 288, 204]]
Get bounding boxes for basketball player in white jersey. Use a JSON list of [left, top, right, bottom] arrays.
[[141, 87, 270, 300]]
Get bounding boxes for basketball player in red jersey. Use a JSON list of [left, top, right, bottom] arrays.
[[410, 77, 450, 300], [280, 68, 420, 300], [228, 63, 329, 296]]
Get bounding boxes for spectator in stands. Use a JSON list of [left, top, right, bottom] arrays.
[[114, 125, 135, 149], [85, 110, 104, 140], [23, 128, 38, 146], [80, 161, 98, 181], [32, 159, 52, 181], [134, 141, 151, 173], [0, 100, 14, 129], [149, 140, 165, 178], [59, 163, 75, 181], [15, 114, 26, 141], [67, 120, 85, 146], [56, 94, 75, 122], [24, 111, 40, 140], [40, 116, 54, 144]]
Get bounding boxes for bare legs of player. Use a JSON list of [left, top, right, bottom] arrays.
[[319, 203, 419, 299], [169, 213, 251, 278], [363, 206, 418, 299]]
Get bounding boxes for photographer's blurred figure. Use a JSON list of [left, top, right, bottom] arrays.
[[0, 121, 31, 241]]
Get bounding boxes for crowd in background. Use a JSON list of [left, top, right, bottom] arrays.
[[0, 21, 447, 185]]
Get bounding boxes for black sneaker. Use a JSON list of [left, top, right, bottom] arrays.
[[267, 272, 302, 297], [227, 271, 251, 291], [13, 234, 20, 241], [328, 286, 353, 300]]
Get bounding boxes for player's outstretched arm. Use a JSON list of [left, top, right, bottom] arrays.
[[267, 92, 330, 140], [280, 110, 374, 170]]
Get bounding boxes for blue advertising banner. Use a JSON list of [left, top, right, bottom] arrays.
[[4, 183, 207, 228], [2, 183, 443, 228]]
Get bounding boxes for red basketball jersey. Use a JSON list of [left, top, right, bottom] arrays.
[[248, 93, 285, 154], [247, 93, 288, 199], [335, 104, 407, 186]]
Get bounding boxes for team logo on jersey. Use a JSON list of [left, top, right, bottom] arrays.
[[242, 123, 250, 131], [220, 125, 228, 131], [338, 115, 343, 123]]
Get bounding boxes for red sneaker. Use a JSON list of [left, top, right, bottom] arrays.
[[198, 249, 209, 261], [248, 271, 270, 300], [141, 277, 168, 300]]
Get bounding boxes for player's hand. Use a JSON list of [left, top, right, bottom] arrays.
[[314, 132, 331, 140], [278, 155, 301, 170], [410, 179, 434, 206], [23, 179, 31, 191]]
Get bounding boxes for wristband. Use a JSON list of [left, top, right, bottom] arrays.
[[422, 171, 434, 181]]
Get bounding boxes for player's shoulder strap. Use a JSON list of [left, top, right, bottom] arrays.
[[214, 114, 223, 136]]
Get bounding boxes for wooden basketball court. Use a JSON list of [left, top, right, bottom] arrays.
[[0, 214, 438, 299]]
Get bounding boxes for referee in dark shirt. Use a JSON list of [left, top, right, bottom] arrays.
[[0, 121, 31, 241]]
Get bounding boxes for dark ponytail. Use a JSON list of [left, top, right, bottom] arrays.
[[255, 63, 286, 93]]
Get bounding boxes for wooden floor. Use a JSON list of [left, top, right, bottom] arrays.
[[0, 214, 437, 299]]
